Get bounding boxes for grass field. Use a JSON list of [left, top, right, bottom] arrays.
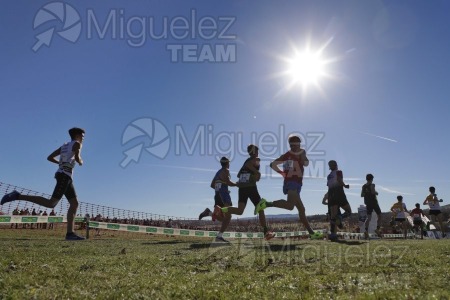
[[1, 229, 449, 300]]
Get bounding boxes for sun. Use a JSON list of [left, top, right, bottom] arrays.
[[274, 38, 338, 98], [287, 50, 325, 86]]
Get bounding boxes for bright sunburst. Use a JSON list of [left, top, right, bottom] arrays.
[[287, 50, 325, 86], [275, 37, 338, 98]]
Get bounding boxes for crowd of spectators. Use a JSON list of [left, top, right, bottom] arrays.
[[5, 207, 57, 229], [4, 210, 449, 236], [86, 214, 339, 233]]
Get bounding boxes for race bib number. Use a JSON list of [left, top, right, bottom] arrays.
[[239, 173, 251, 183], [413, 214, 421, 221], [214, 182, 222, 191], [283, 160, 294, 171]]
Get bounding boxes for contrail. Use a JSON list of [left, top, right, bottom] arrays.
[[145, 164, 239, 175], [378, 186, 414, 196], [145, 164, 218, 173], [357, 131, 398, 143], [172, 180, 211, 184]]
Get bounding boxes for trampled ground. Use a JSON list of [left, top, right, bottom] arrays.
[[0, 229, 449, 299]]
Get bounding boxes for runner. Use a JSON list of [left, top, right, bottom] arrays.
[[199, 157, 236, 221], [219, 145, 275, 240], [254, 135, 322, 239], [197, 157, 237, 242], [390, 195, 409, 239], [1, 128, 86, 240], [423, 186, 446, 237], [322, 192, 344, 230], [361, 174, 382, 239], [410, 203, 425, 239], [325, 160, 352, 241]]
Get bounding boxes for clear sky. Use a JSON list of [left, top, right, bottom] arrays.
[[1, 0, 450, 219]]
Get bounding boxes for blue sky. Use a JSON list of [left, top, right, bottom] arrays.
[[1, 0, 450, 220]]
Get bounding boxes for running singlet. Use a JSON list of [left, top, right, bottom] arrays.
[[57, 140, 78, 177], [213, 169, 229, 193], [391, 202, 407, 218], [280, 151, 305, 184], [410, 208, 423, 221], [327, 170, 343, 188], [425, 194, 441, 210], [362, 183, 377, 203], [237, 157, 259, 188]]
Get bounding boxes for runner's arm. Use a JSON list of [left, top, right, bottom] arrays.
[[72, 142, 83, 166], [47, 147, 61, 164], [220, 170, 237, 187], [337, 171, 349, 189], [390, 205, 396, 214], [300, 148, 309, 167], [322, 193, 328, 205], [371, 184, 378, 195], [244, 158, 261, 181], [270, 155, 286, 177]]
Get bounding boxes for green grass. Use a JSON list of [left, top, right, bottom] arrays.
[[1, 229, 449, 299]]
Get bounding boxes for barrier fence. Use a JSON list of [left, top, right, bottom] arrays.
[[2, 215, 446, 239], [1, 182, 448, 240]]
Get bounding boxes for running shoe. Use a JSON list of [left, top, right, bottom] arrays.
[[254, 198, 267, 215], [199, 208, 212, 220], [212, 205, 223, 222], [264, 231, 276, 241], [1, 190, 21, 205], [310, 231, 324, 240], [215, 236, 230, 243], [65, 232, 85, 241]]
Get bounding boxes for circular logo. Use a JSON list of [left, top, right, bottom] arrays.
[[120, 118, 170, 168], [32, 2, 81, 52]]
